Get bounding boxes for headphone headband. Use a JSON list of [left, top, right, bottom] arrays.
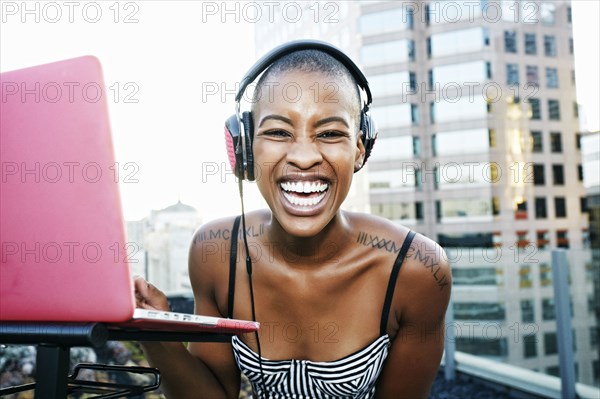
[[235, 39, 372, 106]]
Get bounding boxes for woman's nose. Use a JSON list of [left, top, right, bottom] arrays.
[[285, 138, 323, 170]]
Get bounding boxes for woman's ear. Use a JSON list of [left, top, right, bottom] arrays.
[[354, 131, 366, 172]]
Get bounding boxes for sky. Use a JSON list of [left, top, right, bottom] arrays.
[[1, 0, 598, 222]]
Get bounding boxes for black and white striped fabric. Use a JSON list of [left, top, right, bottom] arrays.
[[228, 216, 417, 398], [232, 334, 391, 398]]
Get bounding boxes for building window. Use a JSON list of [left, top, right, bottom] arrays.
[[427, 69, 434, 89], [557, 229, 569, 248], [571, 70, 576, 85], [569, 38, 574, 55], [361, 40, 414, 67], [542, 299, 556, 321], [535, 197, 547, 219], [550, 132, 562, 152], [546, 68, 559, 88], [567, 6, 572, 23], [544, 331, 557, 354], [507, 64, 519, 86], [533, 164, 545, 185], [555, 197, 567, 218], [524, 334, 538, 358], [486, 61, 492, 79], [454, 302, 506, 321], [406, 7, 414, 29], [488, 129, 497, 148], [540, 263, 552, 287], [408, 40, 416, 62], [581, 197, 588, 213], [574, 102, 579, 118], [537, 230, 549, 249], [504, 30, 517, 53], [541, 3, 556, 25], [544, 35, 557, 56], [531, 131, 543, 152], [371, 202, 423, 222], [591, 327, 599, 347], [415, 202, 423, 221], [552, 164, 564, 185], [438, 232, 495, 248], [453, 268, 500, 286], [429, 102, 435, 124], [412, 135, 421, 156], [520, 265, 532, 288], [521, 300, 535, 322], [411, 104, 419, 125], [526, 65, 539, 86], [408, 72, 417, 92], [548, 99, 561, 120], [516, 230, 529, 248], [456, 337, 507, 357], [415, 169, 422, 190], [524, 33, 537, 55], [426, 37, 431, 58], [578, 164, 584, 181], [359, 8, 412, 35], [492, 197, 500, 215], [529, 98, 541, 120], [515, 200, 528, 220]]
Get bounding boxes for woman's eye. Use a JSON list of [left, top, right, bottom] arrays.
[[318, 131, 344, 139], [264, 130, 290, 138]]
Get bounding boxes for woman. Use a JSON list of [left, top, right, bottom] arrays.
[[135, 41, 451, 399]]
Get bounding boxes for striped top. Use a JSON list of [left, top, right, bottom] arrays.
[[232, 334, 391, 398], [228, 216, 416, 398]]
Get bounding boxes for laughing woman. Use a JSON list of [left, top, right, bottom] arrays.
[[134, 40, 451, 399]]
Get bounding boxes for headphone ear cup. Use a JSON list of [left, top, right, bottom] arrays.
[[360, 111, 377, 166], [242, 111, 255, 181], [224, 114, 243, 179]]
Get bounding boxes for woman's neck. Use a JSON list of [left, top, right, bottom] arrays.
[[266, 211, 352, 268]]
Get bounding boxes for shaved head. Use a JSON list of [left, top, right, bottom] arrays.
[[250, 49, 362, 133]]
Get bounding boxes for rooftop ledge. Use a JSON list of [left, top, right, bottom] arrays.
[[441, 351, 600, 399]]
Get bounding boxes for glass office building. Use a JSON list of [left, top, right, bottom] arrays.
[[253, 0, 597, 386]]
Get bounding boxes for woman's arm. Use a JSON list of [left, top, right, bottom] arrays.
[[376, 238, 451, 398]]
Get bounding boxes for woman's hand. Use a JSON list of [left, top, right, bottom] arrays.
[[133, 275, 170, 311]]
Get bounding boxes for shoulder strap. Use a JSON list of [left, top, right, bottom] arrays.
[[227, 216, 242, 319], [380, 230, 416, 336]]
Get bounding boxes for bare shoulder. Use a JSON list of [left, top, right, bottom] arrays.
[[346, 211, 451, 321], [188, 211, 269, 298]]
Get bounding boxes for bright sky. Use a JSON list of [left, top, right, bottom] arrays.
[[1, 1, 598, 222]]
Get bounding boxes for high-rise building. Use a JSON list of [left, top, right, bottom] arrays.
[[253, 0, 597, 385]]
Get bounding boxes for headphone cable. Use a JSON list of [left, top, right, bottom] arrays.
[[238, 177, 266, 398]]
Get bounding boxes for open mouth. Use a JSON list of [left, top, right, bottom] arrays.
[[280, 180, 329, 207]]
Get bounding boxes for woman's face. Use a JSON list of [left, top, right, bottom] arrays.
[[252, 70, 365, 237]]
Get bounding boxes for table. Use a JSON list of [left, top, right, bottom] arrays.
[[0, 322, 234, 398]]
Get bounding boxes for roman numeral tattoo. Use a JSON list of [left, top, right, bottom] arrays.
[[357, 231, 449, 291]]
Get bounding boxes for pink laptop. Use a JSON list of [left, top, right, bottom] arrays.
[[0, 56, 258, 335]]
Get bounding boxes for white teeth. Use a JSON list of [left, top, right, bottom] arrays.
[[283, 191, 327, 207], [279, 181, 329, 207], [280, 181, 328, 194]]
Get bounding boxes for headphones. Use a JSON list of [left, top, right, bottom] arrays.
[[224, 39, 377, 181]]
